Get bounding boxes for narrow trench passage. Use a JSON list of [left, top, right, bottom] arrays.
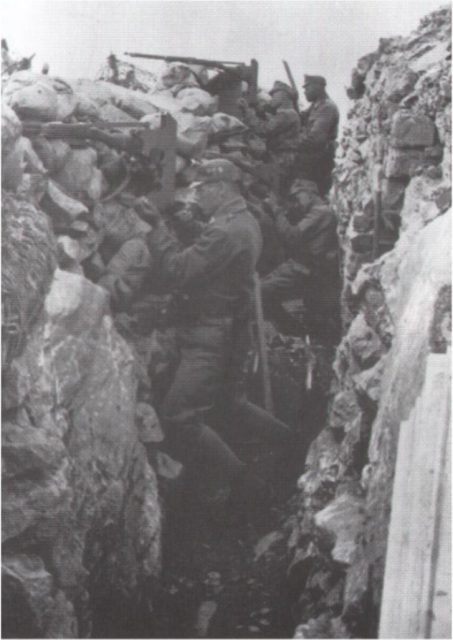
[[91, 327, 336, 639]]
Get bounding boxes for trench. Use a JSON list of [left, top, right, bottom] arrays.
[[89, 317, 337, 639]]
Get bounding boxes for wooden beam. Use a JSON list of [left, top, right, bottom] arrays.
[[379, 350, 451, 638]]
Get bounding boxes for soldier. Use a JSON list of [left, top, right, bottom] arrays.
[[296, 75, 339, 197], [261, 179, 340, 340], [139, 159, 268, 506], [240, 81, 300, 192]]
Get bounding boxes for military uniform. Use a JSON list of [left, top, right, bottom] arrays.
[[261, 193, 340, 337], [147, 192, 262, 474], [296, 76, 339, 196]]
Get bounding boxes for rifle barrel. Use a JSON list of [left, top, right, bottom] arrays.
[[124, 52, 242, 67]]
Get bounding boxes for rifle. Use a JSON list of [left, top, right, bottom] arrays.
[[124, 52, 243, 72], [124, 52, 259, 117], [282, 60, 300, 114], [21, 116, 178, 209]]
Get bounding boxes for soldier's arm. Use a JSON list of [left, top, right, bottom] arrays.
[[265, 111, 300, 138], [298, 103, 338, 151], [274, 208, 324, 251], [147, 222, 233, 289]]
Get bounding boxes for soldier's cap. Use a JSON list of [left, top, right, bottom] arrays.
[[289, 178, 319, 197], [192, 159, 241, 186], [303, 74, 326, 87], [269, 80, 297, 99]]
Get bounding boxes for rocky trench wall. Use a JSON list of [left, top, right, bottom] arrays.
[[290, 7, 451, 638], [2, 191, 162, 638]]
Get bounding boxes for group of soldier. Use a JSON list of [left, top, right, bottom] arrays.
[[98, 74, 340, 515]]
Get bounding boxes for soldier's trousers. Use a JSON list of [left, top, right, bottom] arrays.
[[261, 259, 340, 335], [160, 317, 245, 480]]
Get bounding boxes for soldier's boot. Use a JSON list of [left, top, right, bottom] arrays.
[[231, 397, 295, 445], [195, 424, 270, 525]]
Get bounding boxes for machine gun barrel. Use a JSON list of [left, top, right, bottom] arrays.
[[124, 52, 242, 68]]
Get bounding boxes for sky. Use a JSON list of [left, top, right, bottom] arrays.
[[1, 0, 446, 121]]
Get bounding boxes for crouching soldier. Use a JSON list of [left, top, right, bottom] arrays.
[[261, 179, 341, 341], [139, 159, 272, 510]]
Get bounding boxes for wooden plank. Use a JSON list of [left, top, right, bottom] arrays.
[[379, 351, 451, 638]]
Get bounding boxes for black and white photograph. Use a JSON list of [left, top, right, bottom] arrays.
[[1, 0, 451, 637]]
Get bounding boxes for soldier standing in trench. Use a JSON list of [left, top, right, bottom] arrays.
[[260, 179, 340, 341], [295, 75, 339, 197], [137, 159, 271, 509]]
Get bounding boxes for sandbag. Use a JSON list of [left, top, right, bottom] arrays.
[[75, 80, 159, 119], [96, 102, 137, 123], [41, 179, 89, 226], [5, 75, 58, 121], [73, 93, 100, 119], [144, 90, 183, 114], [96, 58, 158, 93], [71, 78, 114, 107], [141, 111, 210, 158], [158, 63, 199, 90], [32, 138, 72, 174], [15, 137, 47, 174], [4, 71, 76, 121], [210, 112, 247, 136], [53, 148, 104, 202], [176, 87, 218, 116]]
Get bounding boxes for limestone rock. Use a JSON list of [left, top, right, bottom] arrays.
[[2, 269, 161, 635], [390, 110, 436, 148], [314, 494, 365, 565], [41, 179, 89, 226], [329, 390, 360, 431], [2, 103, 22, 158], [53, 148, 104, 202], [2, 191, 57, 369], [32, 137, 72, 174], [347, 313, 384, 369]]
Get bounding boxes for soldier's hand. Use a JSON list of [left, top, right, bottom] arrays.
[[134, 196, 161, 226]]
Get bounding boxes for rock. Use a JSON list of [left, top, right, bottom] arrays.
[[381, 63, 418, 103], [2, 554, 77, 638], [2, 103, 22, 158], [2, 269, 162, 635], [352, 357, 386, 403], [314, 494, 365, 565], [56, 235, 82, 270], [32, 138, 72, 174], [53, 148, 104, 202], [254, 531, 284, 560], [41, 179, 89, 226], [329, 390, 360, 430], [135, 402, 163, 443], [176, 87, 218, 116], [381, 177, 407, 211], [390, 110, 436, 148], [347, 313, 384, 369], [4, 72, 59, 121], [2, 191, 57, 369], [155, 452, 183, 481]]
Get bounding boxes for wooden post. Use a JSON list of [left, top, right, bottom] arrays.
[[379, 350, 451, 638]]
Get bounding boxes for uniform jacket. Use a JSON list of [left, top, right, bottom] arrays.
[[274, 201, 338, 270], [147, 195, 262, 318], [299, 95, 339, 155]]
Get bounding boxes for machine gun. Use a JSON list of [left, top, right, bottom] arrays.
[[21, 116, 177, 208], [124, 52, 258, 119]]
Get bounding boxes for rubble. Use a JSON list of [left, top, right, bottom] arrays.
[[292, 6, 451, 637]]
